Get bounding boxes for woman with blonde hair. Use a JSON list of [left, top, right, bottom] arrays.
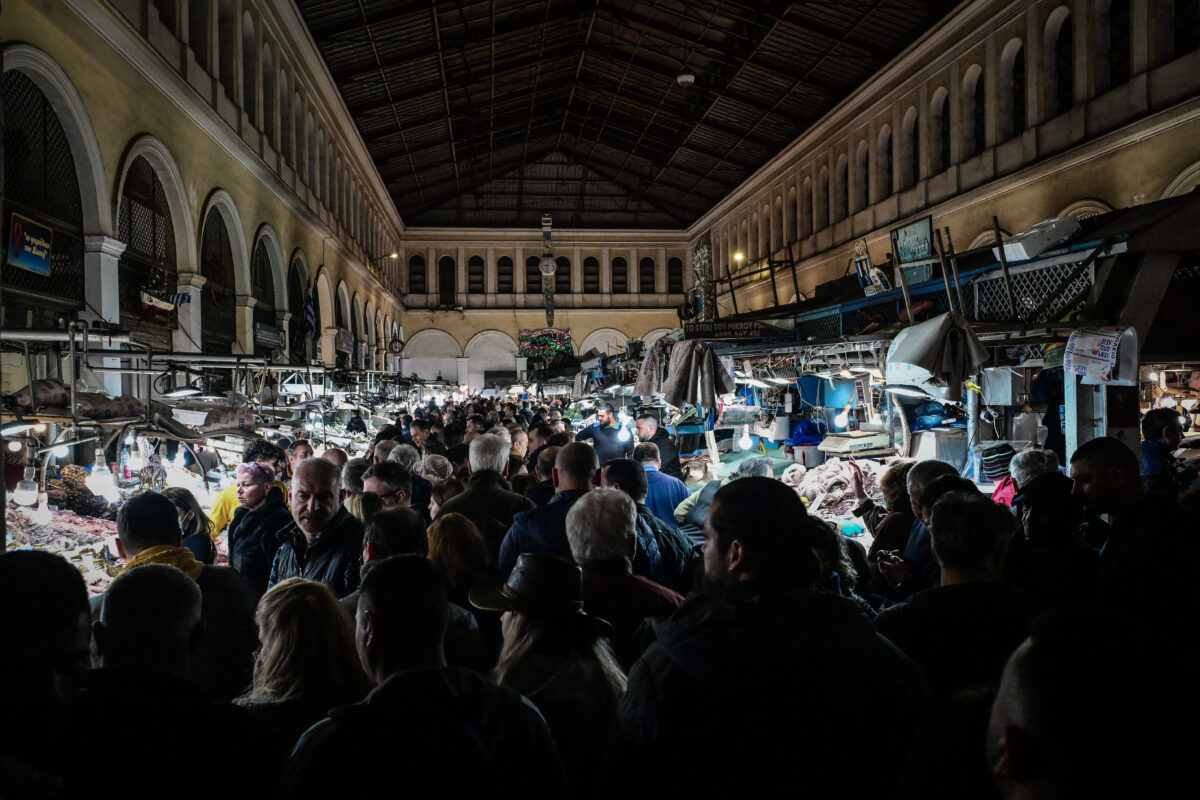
[[344, 490, 384, 523], [236, 577, 373, 747]]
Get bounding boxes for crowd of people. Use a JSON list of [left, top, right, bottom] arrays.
[[3, 396, 1199, 798]]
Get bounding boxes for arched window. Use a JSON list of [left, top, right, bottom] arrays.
[[497, 256, 513, 293], [611, 257, 628, 293], [279, 70, 291, 161], [876, 126, 893, 201], [1043, 9, 1075, 118], [785, 188, 797, 244], [2, 70, 85, 326], [1108, 0, 1131, 88], [217, 0, 236, 101], [833, 155, 848, 222], [287, 259, 307, 364], [1001, 40, 1026, 140], [1176, 0, 1200, 56], [555, 256, 571, 294], [854, 142, 869, 212], [438, 256, 456, 306], [583, 257, 600, 294], [261, 42, 275, 143], [526, 256, 541, 294], [900, 108, 919, 190], [153, 0, 178, 34], [241, 11, 256, 125], [408, 254, 426, 293], [117, 156, 176, 328], [467, 255, 484, 294], [639, 257, 656, 293], [199, 209, 237, 354], [250, 240, 276, 354], [962, 65, 985, 158], [773, 198, 784, 251], [816, 167, 830, 230], [189, 0, 210, 70], [800, 177, 813, 237], [667, 258, 684, 293], [293, 92, 303, 170], [749, 215, 759, 260], [931, 88, 951, 173]]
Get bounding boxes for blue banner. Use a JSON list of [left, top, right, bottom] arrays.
[[7, 213, 53, 276]]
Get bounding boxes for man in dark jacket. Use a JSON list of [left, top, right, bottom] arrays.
[[283, 556, 566, 800], [525, 445, 559, 507], [525, 422, 555, 473], [498, 443, 600, 575], [436, 434, 535, 566], [1140, 407, 1197, 495], [619, 478, 925, 799], [270, 458, 365, 598], [636, 413, 682, 478], [602, 458, 699, 595], [78, 564, 286, 799], [575, 403, 633, 464], [93, 492, 258, 702]]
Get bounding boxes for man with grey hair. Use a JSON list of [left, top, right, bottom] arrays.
[[421, 454, 453, 481], [874, 492, 1032, 698], [388, 444, 432, 521], [1008, 448, 1060, 489], [76, 564, 286, 796], [362, 461, 413, 508], [436, 434, 534, 564], [269, 457, 365, 598], [341, 457, 371, 500], [566, 488, 684, 668]]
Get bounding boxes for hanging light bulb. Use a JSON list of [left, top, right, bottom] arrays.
[[86, 455, 119, 503], [7, 440, 22, 453], [1149, 371, 1159, 382], [617, 425, 632, 442], [739, 424, 752, 450], [52, 444, 69, 458], [835, 402, 852, 429], [12, 467, 38, 507]]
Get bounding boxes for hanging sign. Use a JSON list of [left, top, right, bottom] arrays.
[[890, 215, 934, 265], [683, 320, 782, 340], [390, 337, 405, 354], [1064, 327, 1138, 386], [7, 212, 54, 276], [335, 328, 354, 353], [254, 322, 286, 350]]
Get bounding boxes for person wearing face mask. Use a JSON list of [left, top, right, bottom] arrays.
[[227, 461, 293, 599], [269, 458, 365, 599]]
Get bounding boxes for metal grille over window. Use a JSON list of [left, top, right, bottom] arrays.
[[583, 257, 600, 294], [667, 257, 684, 293], [555, 256, 571, 294], [497, 256, 513, 293], [118, 155, 176, 328], [251, 240, 275, 328], [973, 261, 1094, 323], [639, 257, 656, 293], [408, 255, 426, 294], [200, 210, 237, 354], [468, 256, 485, 294], [612, 257, 628, 293], [2, 70, 85, 324], [526, 256, 541, 294], [288, 259, 306, 364]]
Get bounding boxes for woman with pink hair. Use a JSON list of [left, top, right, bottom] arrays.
[[227, 461, 293, 598]]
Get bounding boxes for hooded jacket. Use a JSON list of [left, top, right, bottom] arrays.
[[228, 486, 293, 598], [268, 507, 364, 598], [620, 584, 924, 799]]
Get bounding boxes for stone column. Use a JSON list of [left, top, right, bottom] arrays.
[[82, 235, 126, 396], [235, 294, 256, 354], [456, 356, 470, 389], [657, 246, 667, 295], [322, 326, 338, 368], [174, 271, 207, 353], [275, 309, 292, 362]]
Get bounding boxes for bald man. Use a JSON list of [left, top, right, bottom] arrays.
[[497, 442, 601, 575]]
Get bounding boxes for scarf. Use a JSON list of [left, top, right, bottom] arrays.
[[119, 545, 205, 580]]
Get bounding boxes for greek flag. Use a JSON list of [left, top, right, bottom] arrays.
[[304, 280, 317, 338]]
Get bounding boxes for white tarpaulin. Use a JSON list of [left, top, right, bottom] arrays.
[[1063, 327, 1138, 385], [886, 312, 988, 401]]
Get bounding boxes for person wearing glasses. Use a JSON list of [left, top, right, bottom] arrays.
[[361, 461, 412, 509]]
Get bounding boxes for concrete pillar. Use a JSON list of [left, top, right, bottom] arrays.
[[174, 271, 206, 354], [657, 246, 667, 294], [322, 326, 337, 368], [234, 294, 256, 354], [276, 309, 292, 361], [81, 236, 125, 396], [456, 356, 470, 389], [515, 246, 525, 293], [601, 247, 611, 293]]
